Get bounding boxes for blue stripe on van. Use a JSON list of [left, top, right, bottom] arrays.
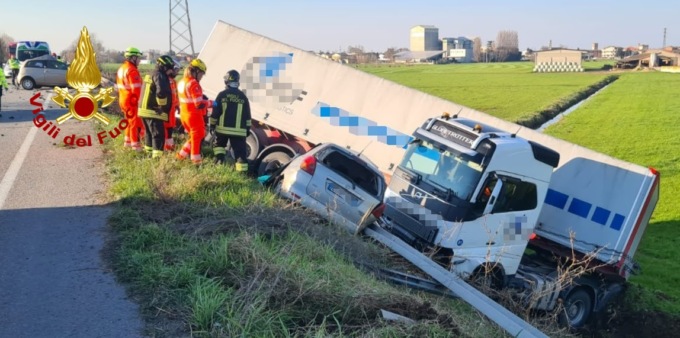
[[611, 214, 625, 231], [545, 189, 568, 209], [544, 189, 625, 231], [568, 198, 592, 218], [591, 207, 610, 226]]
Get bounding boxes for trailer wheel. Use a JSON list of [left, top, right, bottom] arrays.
[[561, 288, 593, 329], [258, 151, 292, 176]]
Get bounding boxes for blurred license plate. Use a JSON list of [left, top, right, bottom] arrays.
[[326, 180, 361, 207]]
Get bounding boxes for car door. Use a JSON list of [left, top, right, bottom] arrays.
[[26, 61, 46, 84], [305, 147, 382, 227], [44, 60, 66, 86]]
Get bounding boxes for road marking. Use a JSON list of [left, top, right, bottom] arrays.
[[0, 126, 39, 210]]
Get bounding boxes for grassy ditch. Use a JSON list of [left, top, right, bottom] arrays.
[[103, 135, 515, 337]]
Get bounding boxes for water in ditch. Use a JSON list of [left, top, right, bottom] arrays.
[[536, 84, 610, 132]]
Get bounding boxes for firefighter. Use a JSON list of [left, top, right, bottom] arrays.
[[164, 61, 181, 151], [209, 69, 252, 172], [138, 55, 175, 158], [116, 47, 144, 150], [8, 55, 20, 88], [176, 58, 209, 164]]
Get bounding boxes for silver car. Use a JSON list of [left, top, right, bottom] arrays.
[[18, 57, 68, 90], [264, 143, 386, 234]]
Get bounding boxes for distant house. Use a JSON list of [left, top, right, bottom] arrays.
[[602, 46, 623, 59], [533, 49, 584, 72]]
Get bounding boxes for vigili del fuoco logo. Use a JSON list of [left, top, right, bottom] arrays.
[[29, 27, 128, 147]]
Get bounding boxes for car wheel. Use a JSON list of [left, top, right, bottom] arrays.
[[21, 77, 36, 90], [560, 288, 593, 329], [257, 151, 292, 177]]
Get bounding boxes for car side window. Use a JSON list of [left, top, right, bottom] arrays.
[[31, 61, 44, 68]]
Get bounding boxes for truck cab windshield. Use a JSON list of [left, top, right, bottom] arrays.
[[399, 140, 484, 201]]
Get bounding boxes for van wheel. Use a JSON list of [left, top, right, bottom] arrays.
[[257, 152, 291, 176], [560, 288, 593, 329], [21, 77, 35, 90]]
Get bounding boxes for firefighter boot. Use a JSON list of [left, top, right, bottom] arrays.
[[215, 153, 226, 165]]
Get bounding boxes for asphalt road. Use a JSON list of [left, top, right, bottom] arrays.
[[0, 86, 144, 338]]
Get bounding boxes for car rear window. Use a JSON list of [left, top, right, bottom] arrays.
[[319, 148, 384, 199]]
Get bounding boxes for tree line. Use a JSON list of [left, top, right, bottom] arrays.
[[2, 29, 522, 65]]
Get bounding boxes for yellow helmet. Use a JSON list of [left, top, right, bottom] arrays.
[[190, 59, 207, 73]]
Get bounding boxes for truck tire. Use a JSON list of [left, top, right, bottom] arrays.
[[469, 265, 504, 290], [257, 151, 292, 176], [560, 288, 593, 329], [227, 135, 259, 162]]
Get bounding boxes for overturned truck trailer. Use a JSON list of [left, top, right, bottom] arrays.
[[198, 20, 659, 333]]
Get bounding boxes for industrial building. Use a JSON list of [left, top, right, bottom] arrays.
[[410, 25, 440, 51], [442, 37, 473, 63], [533, 49, 584, 72]]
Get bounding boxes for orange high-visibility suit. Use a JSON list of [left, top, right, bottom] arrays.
[[116, 60, 143, 150], [176, 73, 207, 163], [164, 76, 179, 151]]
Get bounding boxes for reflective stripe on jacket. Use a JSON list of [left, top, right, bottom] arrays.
[[177, 75, 206, 116], [116, 60, 142, 108], [138, 70, 172, 121], [209, 87, 251, 137]]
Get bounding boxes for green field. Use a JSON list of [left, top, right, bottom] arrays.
[[360, 62, 680, 313], [357, 61, 614, 123]]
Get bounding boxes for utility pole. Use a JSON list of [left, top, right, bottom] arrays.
[[169, 0, 196, 56]]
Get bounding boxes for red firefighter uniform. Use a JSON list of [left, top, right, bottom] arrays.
[[164, 75, 179, 151], [116, 60, 143, 150], [176, 60, 208, 164]]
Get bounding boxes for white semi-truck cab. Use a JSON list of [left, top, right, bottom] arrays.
[[384, 113, 559, 279], [382, 113, 659, 328]]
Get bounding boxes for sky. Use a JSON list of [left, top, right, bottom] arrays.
[[1, 0, 678, 54]]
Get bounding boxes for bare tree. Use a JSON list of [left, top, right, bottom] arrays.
[[495, 30, 520, 62], [0, 34, 14, 63], [347, 45, 365, 54], [61, 32, 118, 64], [383, 47, 400, 62], [472, 37, 482, 62]]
